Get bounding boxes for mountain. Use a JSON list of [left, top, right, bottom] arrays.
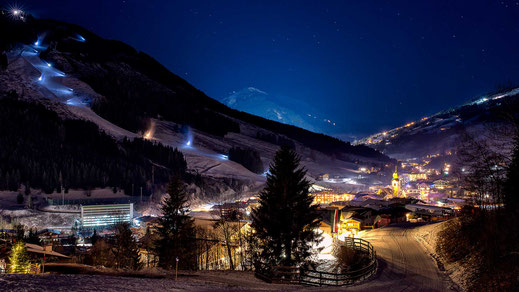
[[354, 87, 519, 159], [220, 87, 338, 135], [0, 12, 392, 201]]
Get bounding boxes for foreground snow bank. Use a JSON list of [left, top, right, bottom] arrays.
[[0, 271, 301, 292], [412, 222, 465, 291]]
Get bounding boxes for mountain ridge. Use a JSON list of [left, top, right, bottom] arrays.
[[0, 12, 393, 199], [355, 87, 519, 159]]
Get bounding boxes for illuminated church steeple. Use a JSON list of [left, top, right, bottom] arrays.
[[391, 166, 400, 197]]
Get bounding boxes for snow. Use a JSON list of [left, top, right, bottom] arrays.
[[220, 87, 328, 134], [412, 222, 465, 291], [2, 45, 385, 206], [0, 272, 301, 291]]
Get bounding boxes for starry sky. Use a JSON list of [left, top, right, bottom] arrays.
[[6, 0, 519, 138]]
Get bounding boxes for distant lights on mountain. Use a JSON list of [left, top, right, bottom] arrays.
[[76, 35, 86, 42]]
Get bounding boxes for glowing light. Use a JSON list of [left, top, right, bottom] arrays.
[[12, 9, 21, 15], [76, 34, 86, 42], [186, 140, 191, 146], [220, 154, 229, 160], [47, 63, 51, 67], [38, 75, 43, 81], [34, 41, 40, 46], [144, 131, 152, 139]]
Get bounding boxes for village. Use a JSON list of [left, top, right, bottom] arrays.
[[0, 156, 463, 274]]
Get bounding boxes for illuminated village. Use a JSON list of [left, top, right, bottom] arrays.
[[1, 2, 518, 292]]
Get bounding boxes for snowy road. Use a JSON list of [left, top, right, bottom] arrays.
[[351, 223, 452, 292]]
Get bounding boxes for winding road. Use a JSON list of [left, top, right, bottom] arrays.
[[348, 223, 452, 292]]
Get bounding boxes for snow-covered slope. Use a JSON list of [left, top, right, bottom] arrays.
[[1, 47, 382, 198], [355, 88, 519, 159], [0, 15, 392, 202], [221, 87, 339, 135]]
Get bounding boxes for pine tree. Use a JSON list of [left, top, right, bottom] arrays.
[[16, 192, 24, 204], [113, 222, 142, 270], [251, 146, 321, 267], [154, 176, 196, 270], [25, 228, 40, 245], [15, 224, 25, 241], [140, 226, 158, 268], [91, 229, 99, 245], [9, 241, 31, 273]]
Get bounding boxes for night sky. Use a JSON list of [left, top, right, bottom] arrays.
[[6, 0, 519, 138]]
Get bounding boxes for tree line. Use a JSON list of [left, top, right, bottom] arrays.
[[4, 145, 323, 275], [436, 125, 519, 290], [0, 93, 186, 194], [228, 147, 264, 174]]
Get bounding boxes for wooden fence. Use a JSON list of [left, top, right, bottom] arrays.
[[255, 237, 377, 287]]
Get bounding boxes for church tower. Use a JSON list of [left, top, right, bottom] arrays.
[[391, 166, 400, 197]]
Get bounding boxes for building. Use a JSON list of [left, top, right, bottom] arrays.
[[405, 203, 453, 220], [80, 203, 134, 228], [433, 179, 452, 190], [319, 173, 330, 181], [374, 214, 391, 228], [391, 167, 401, 197], [401, 172, 428, 183], [311, 191, 355, 205], [211, 202, 248, 218], [340, 218, 361, 238]]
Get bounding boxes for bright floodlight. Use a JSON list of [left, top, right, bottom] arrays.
[[34, 41, 39, 46], [38, 75, 42, 81], [76, 35, 86, 42], [12, 9, 20, 15], [47, 63, 51, 67], [186, 140, 191, 146]]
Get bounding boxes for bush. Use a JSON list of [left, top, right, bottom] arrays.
[[16, 193, 24, 204], [333, 244, 371, 273]]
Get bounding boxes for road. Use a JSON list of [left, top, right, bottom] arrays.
[[347, 223, 452, 292]]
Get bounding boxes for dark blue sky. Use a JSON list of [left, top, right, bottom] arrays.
[[6, 0, 519, 137]]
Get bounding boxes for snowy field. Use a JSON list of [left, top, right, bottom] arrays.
[[0, 271, 342, 292]]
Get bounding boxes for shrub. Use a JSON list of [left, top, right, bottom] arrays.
[[333, 244, 371, 273]]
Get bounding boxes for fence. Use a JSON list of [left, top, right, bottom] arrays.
[[1, 263, 42, 274], [255, 237, 377, 287]]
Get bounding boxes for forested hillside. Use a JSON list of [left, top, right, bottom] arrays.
[[0, 92, 186, 194], [0, 15, 388, 161]]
